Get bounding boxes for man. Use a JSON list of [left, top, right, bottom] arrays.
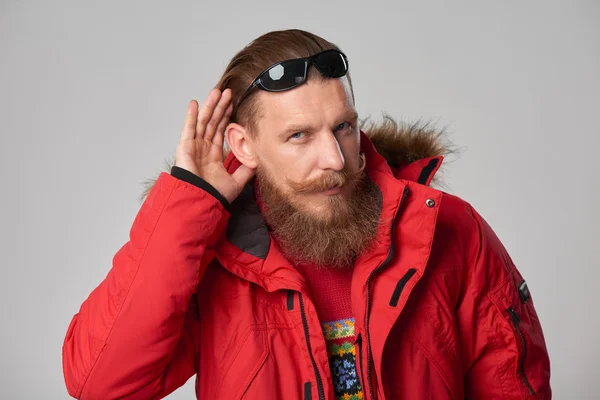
[[62, 29, 551, 399]]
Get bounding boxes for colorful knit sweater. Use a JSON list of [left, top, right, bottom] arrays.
[[295, 264, 363, 400]]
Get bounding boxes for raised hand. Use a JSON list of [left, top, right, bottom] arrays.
[[175, 88, 255, 203]]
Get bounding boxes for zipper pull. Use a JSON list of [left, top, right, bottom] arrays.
[[507, 307, 520, 325], [354, 332, 362, 345]]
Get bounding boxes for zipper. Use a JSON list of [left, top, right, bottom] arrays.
[[507, 307, 535, 395], [364, 186, 409, 399], [298, 292, 325, 400], [354, 333, 366, 393]]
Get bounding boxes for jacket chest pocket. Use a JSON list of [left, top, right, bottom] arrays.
[[214, 327, 270, 400]]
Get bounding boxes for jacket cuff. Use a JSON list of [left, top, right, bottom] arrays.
[[170, 166, 230, 211]]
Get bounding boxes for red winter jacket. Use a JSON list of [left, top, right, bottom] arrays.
[[62, 126, 551, 399]]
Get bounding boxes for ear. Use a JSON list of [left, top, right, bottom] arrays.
[[225, 122, 259, 169]]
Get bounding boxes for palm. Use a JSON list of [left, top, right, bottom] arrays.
[[175, 88, 254, 203], [179, 135, 222, 171]]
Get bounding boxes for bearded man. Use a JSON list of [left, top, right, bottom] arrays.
[[62, 29, 551, 400]]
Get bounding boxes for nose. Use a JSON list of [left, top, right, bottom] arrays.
[[317, 132, 345, 171]]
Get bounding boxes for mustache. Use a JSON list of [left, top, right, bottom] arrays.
[[287, 154, 366, 194]]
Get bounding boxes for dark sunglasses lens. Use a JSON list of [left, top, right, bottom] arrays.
[[314, 50, 348, 77], [260, 60, 307, 90]]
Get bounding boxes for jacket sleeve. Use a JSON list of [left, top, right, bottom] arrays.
[[457, 205, 552, 399], [62, 172, 230, 399]]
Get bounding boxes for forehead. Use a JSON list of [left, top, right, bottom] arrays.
[[255, 77, 355, 131]]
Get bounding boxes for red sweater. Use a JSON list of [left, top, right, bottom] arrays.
[[294, 263, 363, 400]]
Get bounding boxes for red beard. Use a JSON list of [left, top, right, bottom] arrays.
[[256, 154, 381, 269]]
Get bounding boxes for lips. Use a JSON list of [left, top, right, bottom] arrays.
[[321, 186, 342, 195]]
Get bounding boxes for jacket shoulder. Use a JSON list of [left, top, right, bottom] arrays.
[[434, 191, 481, 258], [436, 191, 525, 296]]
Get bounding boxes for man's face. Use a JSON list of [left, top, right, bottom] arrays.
[[250, 77, 361, 219], [229, 76, 380, 268]]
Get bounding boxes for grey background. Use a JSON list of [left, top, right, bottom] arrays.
[[1, 1, 598, 398]]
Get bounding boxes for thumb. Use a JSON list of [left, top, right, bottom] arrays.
[[231, 164, 256, 188]]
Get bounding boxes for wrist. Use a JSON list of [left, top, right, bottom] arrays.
[[170, 166, 230, 211]]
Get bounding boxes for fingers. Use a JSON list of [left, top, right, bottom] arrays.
[[194, 88, 222, 139], [180, 100, 199, 141], [213, 102, 234, 146], [198, 88, 232, 142]]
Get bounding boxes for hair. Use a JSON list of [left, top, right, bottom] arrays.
[[215, 29, 355, 137]]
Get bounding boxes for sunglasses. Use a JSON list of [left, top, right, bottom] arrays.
[[234, 49, 349, 111]]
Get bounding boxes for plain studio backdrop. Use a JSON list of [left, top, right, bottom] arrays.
[[1, 1, 598, 398]]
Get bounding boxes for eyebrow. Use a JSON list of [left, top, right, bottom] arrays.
[[278, 108, 359, 138]]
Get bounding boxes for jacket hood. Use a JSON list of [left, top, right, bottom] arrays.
[[140, 114, 455, 200], [362, 115, 452, 168], [358, 114, 454, 186]]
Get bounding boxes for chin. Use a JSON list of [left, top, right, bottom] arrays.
[[301, 195, 348, 221]]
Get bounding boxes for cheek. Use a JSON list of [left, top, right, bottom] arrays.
[[259, 152, 311, 191], [276, 150, 318, 182], [260, 141, 330, 187]]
